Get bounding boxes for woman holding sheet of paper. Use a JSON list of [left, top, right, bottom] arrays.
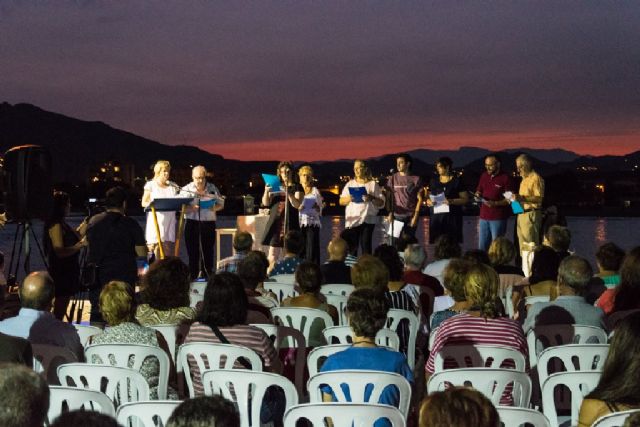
[[289, 165, 323, 264], [339, 159, 385, 256], [261, 161, 299, 264], [426, 157, 469, 244]]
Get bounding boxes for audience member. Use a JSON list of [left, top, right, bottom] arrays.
[[237, 251, 278, 323], [89, 280, 175, 399], [419, 387, 499, 427], [430, 259, 473, 329], [488, 237, 525, 299], [320, 237, 352, 284], [0, 363, 50, 427], [523, 255, 606, 332], [578, 311, 640, 427], [607, 247, 640, 323], [0, 271, 83, 360], [340, 229, 358, 267], [268, 230, 303, 276], [136, 257, 196, 326], [374, 244, 417, 313], [463, 249, 491, 265], [0, 290, 32, 366], [423, 234, 462, 288], [543, 224, 572, 260], [511, 246, 560, 317], [216, 231, 253, 273], [50, 410, 121, 427], [595, 244, 633, 314], [167, 395, 240, 427], [403, 244, 443, 298]]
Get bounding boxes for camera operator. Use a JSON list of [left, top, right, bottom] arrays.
[[86, 186, 146, 323]]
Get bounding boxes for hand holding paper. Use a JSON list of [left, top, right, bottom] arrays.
[[348, 186, 367, 203], [262, 173, 282, 193], [430, 192, 450, 214]]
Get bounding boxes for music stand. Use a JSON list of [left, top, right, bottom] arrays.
[[146, 197, 193, 259]]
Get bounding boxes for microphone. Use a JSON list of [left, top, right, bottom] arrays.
[[166, 181, 181, 191]]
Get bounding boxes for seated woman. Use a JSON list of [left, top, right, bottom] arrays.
[[281, 261, 338, 347], [578, 310, 640, 426], [89, 280, 176, 399], [419, 387, 499, 427], [320, 288, 413, 426], [136, 257, 197, 326], [430, 258, 473, 330], [592, 242, 625, 310], [600, 247, 640, 322], [511, 246, 560, 318]]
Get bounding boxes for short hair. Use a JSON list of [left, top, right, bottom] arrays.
[[232, 231, 253, 252], [404, 244, 426, 269], [284, 230, 304, 255], [530, 246, 561, 284], [104, 186, 127, 209], [167, 395, 240, 427], [19, 271, 54, 310], [198, 272, 247, 327], [327, 237, 348, 261], [295, 261, 323, 294], [464, 263, 502, 318], [396, 153, 413, 167], [351, 254, 389, 292], [237, 251, 269, 291], [142, 257, 191, 310], [347, 289, 390, 339], [50, 410, 120, 427], [436, 156, 453, 170], [298, 164, 313, 177], [276, 161, 294, 184], [558, 255, 593, 295], [373, 244, 404, 281], [595, 242, 625, 271], [463, 249, 491, 265], [488, 237, 516, 266], [546, 225, 572, 252], [153, 160, 171, 177], [443, 258, 472, 302], [516, 153, 532, 167], [100, 281, 135, 325], [434, 234, 462, 260], [192, 165, 207, 176], [0, 363, 50, 427], [419, 387, 499, 427], [484, 153, 501, 165]]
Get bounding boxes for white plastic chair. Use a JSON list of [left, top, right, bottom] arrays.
[[323, 293, 349, 326], [57, 363, 150, 407], [308, 370, 412, 418], [176, 342, 263, 398], [537, 344, 609, 387], [31, 343, 79, 385], [263, 282, 299, 304], [497, 407, 552, 427], [525, 295, 551, 306], [307, 344, 351, 377], [592, 409, 640, 427], [541, 371, 602, 427], [320, 284, 354, 296], [73, 324, 103, 346], [116, 400, 181, 427], [148, 323, 182, 363], [271, 307, 334, 347], [48, 385, 116, 424], [189, 280, 208, 294], [505, 285, 515, 318], [429, 326, 439, 351], [322, 325, 400, 350], [527, 324, 608, 369], [427, 368, 532, 408], [189, 292, 204, 308], [433, 344, 527, 372], [283, 403, 405, 427], [202, 369, 298, 427], [270, 273, 296, 284], [85, 343, 171, 400], [386, 308, 419, 370]]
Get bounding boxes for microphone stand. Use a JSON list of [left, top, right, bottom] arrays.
[[178, 184, 215, 280]]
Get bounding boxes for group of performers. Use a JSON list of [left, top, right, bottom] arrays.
[[140, 152, 544, 279]]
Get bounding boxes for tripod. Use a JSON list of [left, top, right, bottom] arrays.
[[6, 219, 48, 291]]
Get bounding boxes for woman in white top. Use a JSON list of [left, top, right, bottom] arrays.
[[290, 165, 323, 264], [339, 159, 385, 256], [141, 160, 179, 260]]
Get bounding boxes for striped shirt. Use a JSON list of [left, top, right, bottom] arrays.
[[184, 322, 279, 396], [385, 289, 417, 358]]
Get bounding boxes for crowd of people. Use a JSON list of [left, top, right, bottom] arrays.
[[0, 153, 638, 426]]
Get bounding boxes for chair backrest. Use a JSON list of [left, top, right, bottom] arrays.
[[307, 344, 351, 377], [505, 286, 515, 318], [263, 282, 299, 304], [148, 324, 181, 363], [31, 343, 79, 385], [176, 342, 263, 398], [271, 307, 334, 346], [527, 324, 608, 369], [57, 363, 150, 407], [202, 369, 298, 427], [320, 284, 355, 296], [323, 293, 349, 326], [85, 343, 170, 400], [283, 403, 405, 427], [427, 368, 532, 408], [321, 325, 400, 350], [116, 400, 181, 427], [386, 308, 419, 370], [433, 344, 527, 372], [48, 385, 115, 425], [189, 280, 208, 294], [270, 273, 296, 284], [497, 407, 551, 427], [73, 324, 103, 347], [189, 292, 204, 308], [541, 371, 602, 427], [592, 409, 640, 427], [308, 370, 412, 417], [525, 295, 551, 306], [537, 344, 609, 387]]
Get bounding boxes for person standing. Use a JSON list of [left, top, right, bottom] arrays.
[[180, 166, 225, 280], [426, 157, 468, 244], [290, 165, 323, 264], [475, 154, 514, 251], [386, 153, 424, 250], [513, 154, 545, 257]]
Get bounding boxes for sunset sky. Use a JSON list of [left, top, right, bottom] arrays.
[[2, 2, 639, 160]]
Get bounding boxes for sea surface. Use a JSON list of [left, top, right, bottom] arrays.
[[1, 215, 638, 282]]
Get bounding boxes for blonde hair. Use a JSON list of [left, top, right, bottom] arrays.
[[298, 165, 313, 177], [99, 281, 134, 325], [153, 160, 171, 178], [353, 159, 373, 181], [488, 237, 516, 266], [464, 263, 501, 318]]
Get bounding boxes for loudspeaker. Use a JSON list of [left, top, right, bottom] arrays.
[[3, 145, 53, 221]]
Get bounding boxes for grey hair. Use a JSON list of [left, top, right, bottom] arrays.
[[404, 244, 426, 269], [558, 255, 593, 294]]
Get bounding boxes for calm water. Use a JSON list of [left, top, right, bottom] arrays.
[[2, 215, 638, 282]]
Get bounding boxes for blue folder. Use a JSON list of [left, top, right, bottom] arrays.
[[262, 173, 281, 192], [348, 186, 367, 203], [511, 200, 525, 214]]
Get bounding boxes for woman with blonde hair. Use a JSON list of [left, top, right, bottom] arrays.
[[289, 164, 323, 264], [141, 160, 179, 260]]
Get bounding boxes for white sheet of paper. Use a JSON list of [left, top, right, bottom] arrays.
[[300, 195, 317, 215], [434, 203, 450, 214], [503, 191, 514, 201], [384, 219, 405, 238], [430, 192, 449, 214]]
